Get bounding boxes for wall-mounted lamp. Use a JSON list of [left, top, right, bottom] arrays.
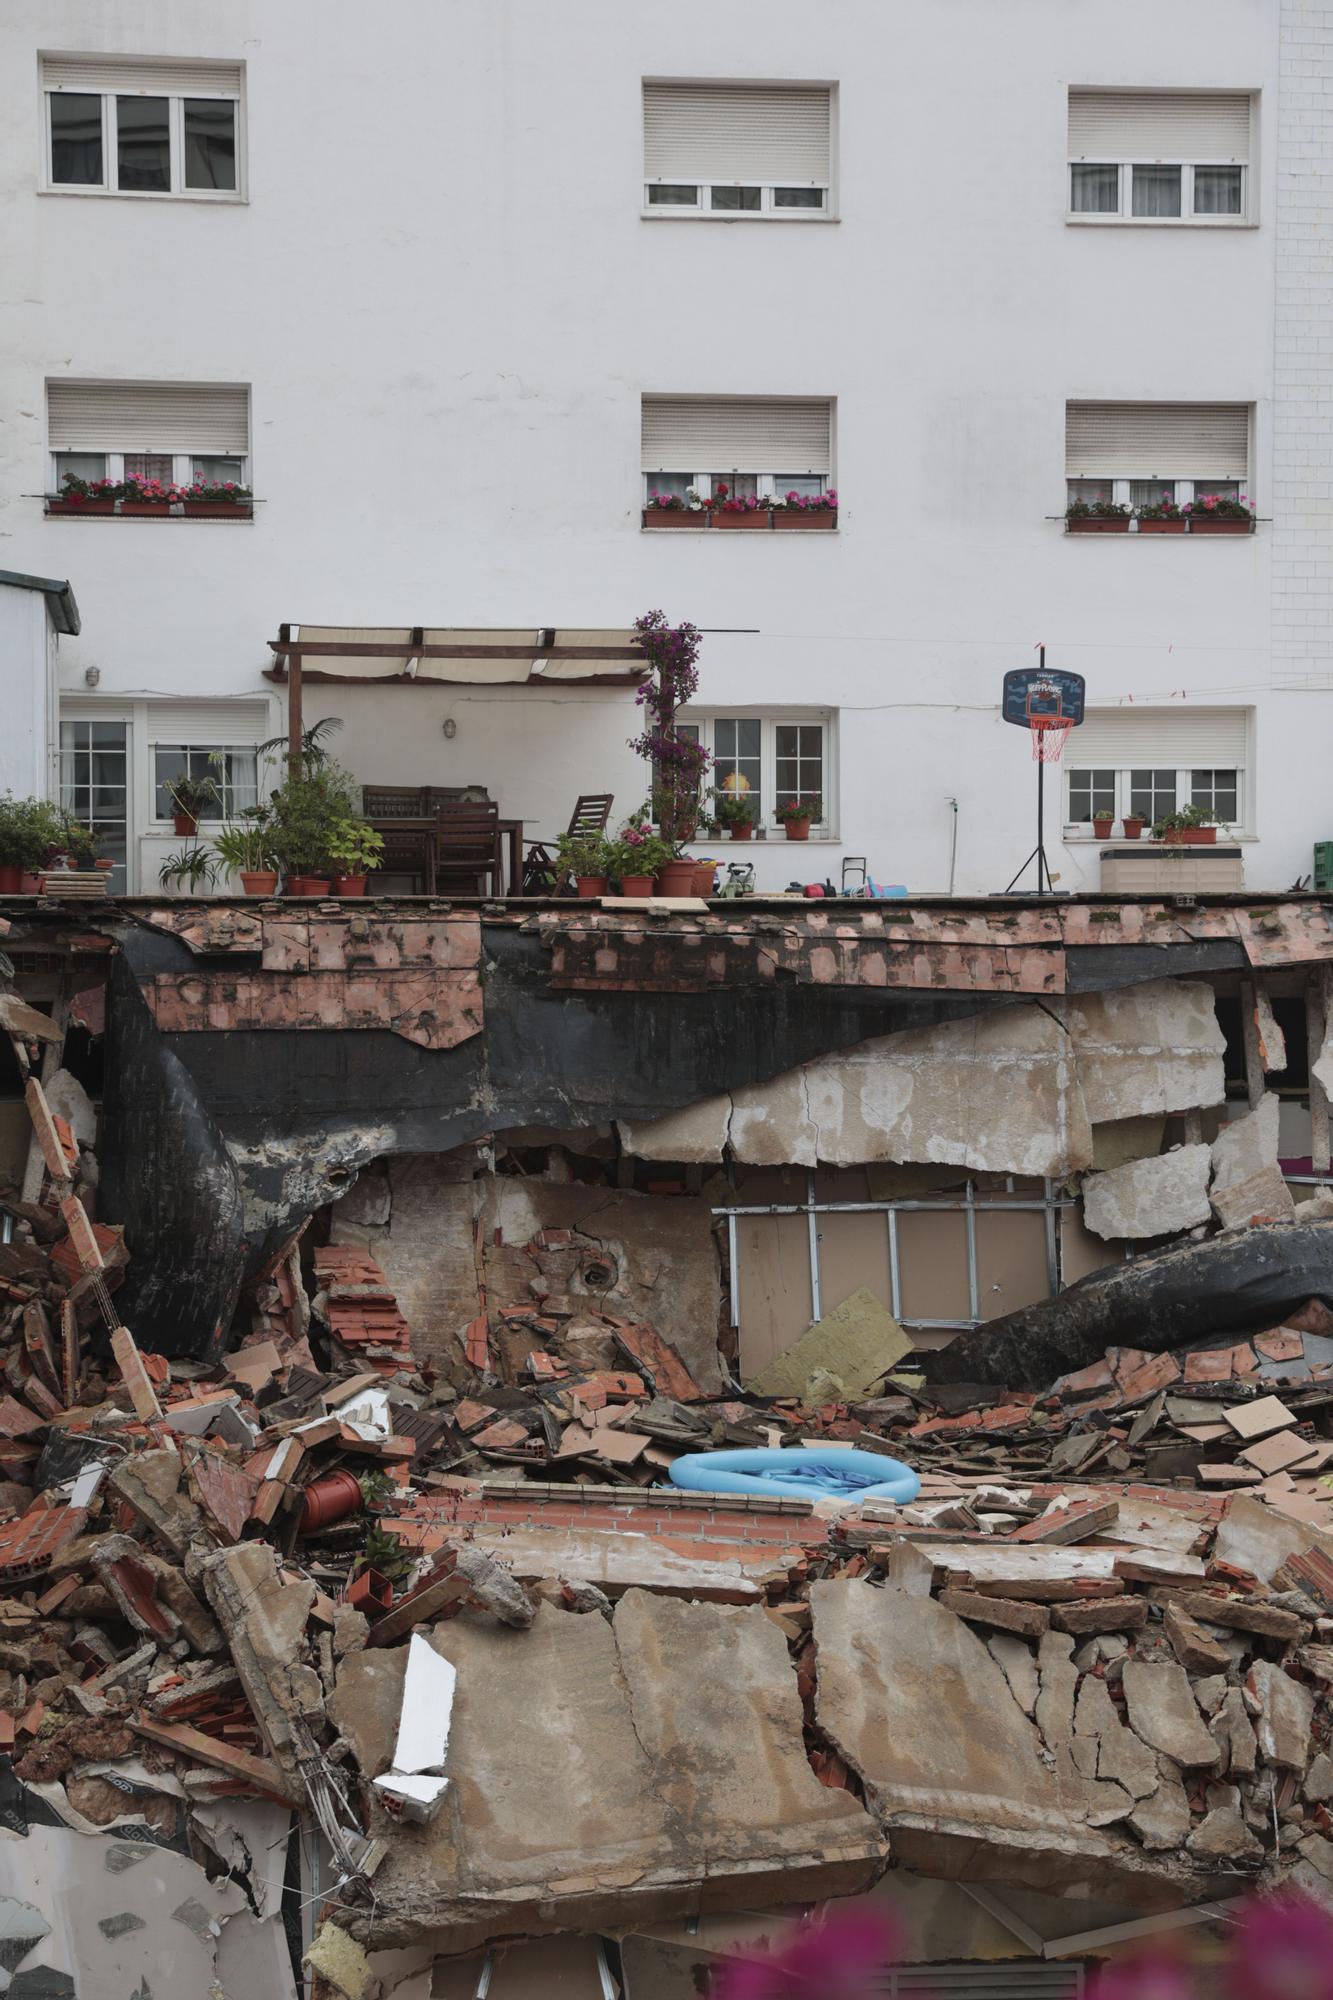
[[441, 717, 457, 739], [84, 665, 100, 687]]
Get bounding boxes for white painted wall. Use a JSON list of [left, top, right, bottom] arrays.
[[0, 0, 1329, 893], [0, 585, 56, 800]]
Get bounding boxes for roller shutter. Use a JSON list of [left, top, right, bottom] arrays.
[[1066, 403, 1249, 479], [642, 396, 831, 472], [42, 53, 242, 96], [1068, 708, 1250, 768], [146, 701, 271, 743], [1069, 90, 1251, 161], [47, 381, 250, 454], [644, 83, 830, 184]]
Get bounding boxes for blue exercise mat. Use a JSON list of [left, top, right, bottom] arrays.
[[669, 1445, 920, 1504]]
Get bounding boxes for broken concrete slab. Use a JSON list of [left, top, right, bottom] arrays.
[[1212, 1164, 1296, 1230], [1063, 980, 1226, 1125], [1248, 1660, 1314, 1771], [987, 1633, 1039, 1718], [1120, 1661, 1219, 1769], [1074, 1673, 1158, 1800], [746, 1286, 911, 1399], [331, 1597, 883, 1950], [90, 1535, 222, 1655], [1212, 1096, 1281, 1192], [106, 1448, 204, 1563], [1082, 1146, 1212, 1244], [200, 1543, 317, 1782], [810, 1581, 1173, 1899], [458, 1523, 780, 1602]]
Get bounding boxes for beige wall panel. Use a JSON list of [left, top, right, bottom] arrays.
[[817, 1210, 892, 1320], [736, 1213, 813, 1378], [976, 1209, 1050, 1320], [897, 1210, 971, 1321]]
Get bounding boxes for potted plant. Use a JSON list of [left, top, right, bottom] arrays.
[[181, 480, 253, 520], [1122, 813, 1145, 840], [0, 797, 68, 890], [711, 791, 758, 841], [167, 772, 220, 836], [776, 793, 821, 842], [48, 473, 123, 516], [327, 818, 385, 896], [711, 483, 770, 530], [121, 476, 182, 518], [212, 812, 280, 895], [609, 814, 674, 898], [267, 762, 360, 895], [1153, 803, 1219, 846], [1135, 493, 1186, 535], [1188, 493, 1255, 536], [61, 816, 99, 870], [556, 830, 614, 898], [1066, 498, 1131, 535], [771, 488, 838, 532], [1091, 810, 1114, 840], [643, 489, 706, 529], [158, 844, 220, 894]]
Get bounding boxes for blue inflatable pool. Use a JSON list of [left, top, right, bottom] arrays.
[[669, 1445, 920, 1505]]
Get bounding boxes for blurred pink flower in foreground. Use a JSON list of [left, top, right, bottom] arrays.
[[711, 1907, 901, 2000], [1088, 1952, 1198, 2000], [1229, 1891, 1333, 2000]]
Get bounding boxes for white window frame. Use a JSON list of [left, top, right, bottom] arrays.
[[42, 76, 245, 202], [50, 450, 251, 491], [678, 708, 837, 836], [1064, 765, 1248, 837], [1067, 158, 1249, 226], [150, 742, 262, 827], [1066, 477, 1248, 511], [643, 181, 831, 220]]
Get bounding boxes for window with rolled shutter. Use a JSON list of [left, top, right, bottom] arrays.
[[642, 397, 831, 474], [41, 53, 243, 198], [1064, 708, 1252, 833], [48, 381, 250, 455], [1066, 404, 1249, 481], [1067, 91, 1253, 221], [643, 82, 833, 216]]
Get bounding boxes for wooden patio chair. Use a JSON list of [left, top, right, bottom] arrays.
[[362, 784, 432, 892], [522, 793, 614, 895], [432, 799, 504, 897]]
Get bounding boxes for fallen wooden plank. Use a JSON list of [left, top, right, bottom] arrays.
[[130, 1714, 296, 1801]]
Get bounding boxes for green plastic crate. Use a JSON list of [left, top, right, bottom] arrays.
[[1316, 843, 1333, 892]]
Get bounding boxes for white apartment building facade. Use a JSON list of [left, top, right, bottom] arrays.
[[1, 0, 1331, 895]]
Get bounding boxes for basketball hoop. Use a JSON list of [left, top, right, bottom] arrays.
[[1029, 714, 1074, 763]]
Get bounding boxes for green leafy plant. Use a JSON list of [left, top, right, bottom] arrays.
[[267, 763, 361, 874], [609, 809, 675, 879], [775, 794, 822, 824], [1189, 492, 1254, 522], [1134, 492, 1183, 521], [709, 789, 758, 831], [356, 1470, 392, 1512], [0, 796, 66, 868], [555, 830, 614, 878], [1152, 802, 1218, 839], [61, 815, 99, 865], [356, 1521, 411, 1581], [326, 819, 385, 875], [211, 811, 277, 875], [257, 715, 344, 774], [1065, 498, 1130, 521], [158, 844, 220, 893], [167, 771, 221, 821]]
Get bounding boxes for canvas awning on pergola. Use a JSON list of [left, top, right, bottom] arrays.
[[265, 624, 648, 754]]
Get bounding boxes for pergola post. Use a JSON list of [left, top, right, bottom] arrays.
[[287, 649, 303, 773]]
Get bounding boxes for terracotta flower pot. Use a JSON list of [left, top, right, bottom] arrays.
[[19, 872, 41, 894], [655, 859, 697, 897], [692, 860, 716, 896], [575, 875, 608, 898], [1092, 818, 1114, 840], [1068, 516, 1130, 534], [332, 874, 368, 896], [173, 812, 199, 836], [285, 875, 333, 896], [1136, 518, 1186, 535], [642, 508, 703, 528], [713, 509, 771, 530], [1189, 517, 1252, 535], [0, 865, 21, 893], [772, 510, 837, 530], [728, 823, 754, 841], [1122, 818, 1144, 840], [1164, 826, 1217, 845], [183, 501, 252, 519], [300, 1469, 364, 1533], [620, 874, 654, 898], [240, 870, 280, 896], [782, 818, 812, 842], [121, 501, 172, 517], [48, 497, 115, 515]]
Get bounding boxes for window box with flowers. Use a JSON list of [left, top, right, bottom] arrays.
[[182, 480, 253, 519], [1153, 803, 1219, 845], [711, 484, 771, 529], [643, 490, 707, 528], [771, 489, 838, 531], [1188, 493, 1255, 535], [1135, 494, 1186, 535], [119, 477, 180, 517], [1066, 499, 1131, 535], [46, 474, 123, 515]]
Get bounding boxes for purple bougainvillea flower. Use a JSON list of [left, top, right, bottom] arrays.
[[1087, 1951, 1199, 2000], [1228, 1890, 1333, 2000], [712, 1908, 901, 2000]]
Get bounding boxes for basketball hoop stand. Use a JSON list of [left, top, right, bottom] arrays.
[[1003, 646, 1076, 895]]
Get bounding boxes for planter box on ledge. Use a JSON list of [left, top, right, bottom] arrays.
[[643, 508, 706, 529], [1099, 845, 1244, 893], [773, 510, 837, 531]]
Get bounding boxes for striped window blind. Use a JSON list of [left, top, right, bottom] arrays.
[[642, 397, 831, 473], [1066, 403, 1249, 480], [1069, 91, 1251, 161], [644, 83, 831, 184], [48, 381, 250, 455]]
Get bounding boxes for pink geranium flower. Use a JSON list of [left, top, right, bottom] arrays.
[[712, 1908, 901, 2000]]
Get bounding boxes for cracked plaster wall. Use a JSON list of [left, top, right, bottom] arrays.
[[620, 980, 1226, 1180]]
